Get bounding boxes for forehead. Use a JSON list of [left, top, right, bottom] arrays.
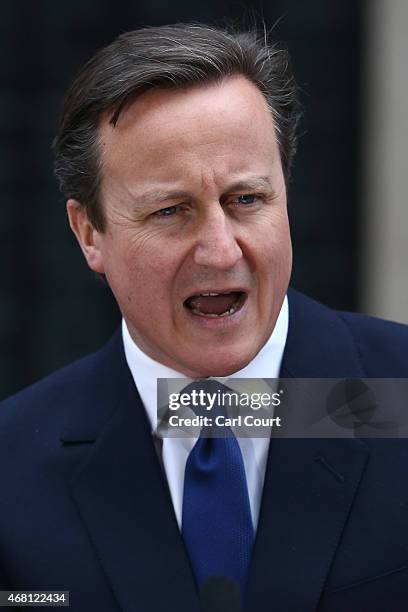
[[99, 76, 280, 190]]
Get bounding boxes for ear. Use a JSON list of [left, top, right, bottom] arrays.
[[66, 199, 105, 274]]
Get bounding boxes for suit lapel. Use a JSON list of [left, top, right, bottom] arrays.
[[62, 333, 201, 612], [246, 290, 370, 611], [246, 437, 368, 611]]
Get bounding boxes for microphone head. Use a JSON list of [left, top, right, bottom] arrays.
[[199, 576, 242, 612]]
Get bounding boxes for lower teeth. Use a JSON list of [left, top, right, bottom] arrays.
[[191, 304, 238, 317]]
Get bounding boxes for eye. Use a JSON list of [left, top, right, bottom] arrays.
[[232, 194, 262, 206], [154, 205, 178, 217]]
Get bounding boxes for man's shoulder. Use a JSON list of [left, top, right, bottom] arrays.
[[0, 330, 124, 432], [286, 289, 408, 377], [1, 349, 98, 409], [337, 308, 408, 376], [338, 306, 408, 341]]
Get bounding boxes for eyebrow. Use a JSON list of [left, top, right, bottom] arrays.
[[135, 176, 275, 206], [224, 176, 274, 193]]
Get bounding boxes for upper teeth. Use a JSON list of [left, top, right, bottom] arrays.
[[199, 291, 231, 296]]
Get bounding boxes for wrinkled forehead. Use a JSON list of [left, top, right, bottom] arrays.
[[100, 77, 278, 159]]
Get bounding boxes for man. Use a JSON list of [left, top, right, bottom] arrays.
[[0, 23, 407, 612]]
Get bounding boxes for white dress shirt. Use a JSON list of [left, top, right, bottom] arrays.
[[122, 296, 288, 530]]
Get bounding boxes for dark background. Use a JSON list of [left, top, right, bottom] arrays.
[[1, 0, 363, 399]]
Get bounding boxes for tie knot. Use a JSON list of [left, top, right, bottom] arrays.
[[180, 379, 230, 421], [157, 379, 238, 439]]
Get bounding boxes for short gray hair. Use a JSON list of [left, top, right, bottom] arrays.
[[53, 23, 302, 231]]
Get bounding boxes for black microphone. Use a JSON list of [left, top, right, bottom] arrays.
[[199, 576, 242, 612]]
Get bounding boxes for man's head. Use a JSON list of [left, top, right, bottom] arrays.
[[54, 23, 301, 377]]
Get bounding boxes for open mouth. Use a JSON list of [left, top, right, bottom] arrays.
[[183, 290, 247, 318]]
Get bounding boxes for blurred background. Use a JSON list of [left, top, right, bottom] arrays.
[[1, 0, 407, 399]]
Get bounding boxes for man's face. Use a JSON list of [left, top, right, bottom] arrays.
[[73, 76, 292, 377]]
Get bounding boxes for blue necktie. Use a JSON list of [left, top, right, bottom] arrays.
[[181, 381, 254, 597]]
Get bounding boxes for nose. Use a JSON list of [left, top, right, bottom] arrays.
[[192, 206, 243, 269]]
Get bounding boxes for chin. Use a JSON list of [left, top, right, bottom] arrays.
[[189, 351, 255, 378]]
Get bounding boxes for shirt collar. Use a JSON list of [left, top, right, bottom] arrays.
[[122, 295, 289, 432]]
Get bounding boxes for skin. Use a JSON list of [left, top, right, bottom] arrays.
[[67, 75, 293, 377]]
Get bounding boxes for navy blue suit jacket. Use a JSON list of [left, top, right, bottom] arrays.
[[1, 289, 408, 611]]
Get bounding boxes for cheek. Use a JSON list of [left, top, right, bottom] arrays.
[[105, 237, 182, 310], [251, 213, 292, 272]]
